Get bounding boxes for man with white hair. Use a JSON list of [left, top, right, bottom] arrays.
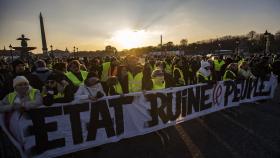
[[0, 76, 42, 143], [0, 76, 42, 112]]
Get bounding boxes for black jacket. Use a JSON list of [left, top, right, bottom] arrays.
[[43, 84, 77, 106]]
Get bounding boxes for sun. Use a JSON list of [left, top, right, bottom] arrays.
[[112, 29, 147, 49]]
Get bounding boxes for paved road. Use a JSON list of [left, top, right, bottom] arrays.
[[1, 87, 280, 158]]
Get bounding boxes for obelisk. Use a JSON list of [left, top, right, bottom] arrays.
[[40, 12, 48, 55]]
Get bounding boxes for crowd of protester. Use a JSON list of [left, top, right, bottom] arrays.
[[0, 52, 280, 154], [0, 53, 280, 112]]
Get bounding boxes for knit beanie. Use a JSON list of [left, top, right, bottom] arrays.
[[13, 76, 29, 88]]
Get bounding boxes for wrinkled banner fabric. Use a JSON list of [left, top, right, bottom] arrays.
[[0, 75, 278, 158]]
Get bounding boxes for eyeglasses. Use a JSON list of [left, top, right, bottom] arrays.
[[16, 82, 29, 87]]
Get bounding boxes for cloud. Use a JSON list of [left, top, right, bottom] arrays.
[[0, 0, 279, 50]]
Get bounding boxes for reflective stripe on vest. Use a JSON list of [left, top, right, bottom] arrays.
[[65, 71, 88, 86], [101, 62, 111, 82], [149, 64, 156, 71], [238, 59, 245, 65], [214, 60, 225, 71], [54, 92, 65, 99], [196, 71, 212, 83], [223, 70, 236, 80], [41, 91, 65, 99], [173, 67, 185, 85], [165, 63, 172, 74], [152, 79, 166, 90], [7, 88, 37, 105], [128, 71, 143, 92], [114, 82, 123, 94]]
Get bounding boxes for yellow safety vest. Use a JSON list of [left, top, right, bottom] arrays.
[[223, 70, 236, 80], [173, 67, 185, 85], [54, 92, 65, 99], [113, 81, 123, 95], [7, 88, 37, 105], [65, 71, 88, 86], [152, 79, 166, 90], [165, 62, 172, 74], [238, 58, 245, 65], [196, 71, 212, 83], [149, 64, 156, 72], [47, 64, 52, 69], [41, 86, 65, 99], [101, 62, 111, 82], [214, 60, 225, 71], [128, 71, 143, 92]]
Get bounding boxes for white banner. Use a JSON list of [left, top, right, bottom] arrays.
[[0, 75, 278, 158]]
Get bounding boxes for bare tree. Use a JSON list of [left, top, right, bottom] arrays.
[[247, 31, 257, 40], [180, 38, 188, 46], [105, 45, 117, 54]]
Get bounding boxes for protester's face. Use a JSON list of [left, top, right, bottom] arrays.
[[69, 63, 80, 73], [15, 82, 29, 96], [205, 66, 211, 72], [127, 57, 139, 66], [15, 64, 25, 74], [94, 59, 100, 65], [90, 82, 101, 91], [87, 78, 95, 86], [56, 82, 65, 92], [60, 80, 69, 87], [233, 64, 238, 71], [157, 63, 164, 70], [111, 60, 117, 66], [178, 60, 183, 67], [46, 80, 57, 88], [85, 77, 99, 87], [63, 63, 68, 72], [149, 60, 155, 65], [62, 67, 67, 73], [120, 67, 128, 77], [242, 63, 249, 70]]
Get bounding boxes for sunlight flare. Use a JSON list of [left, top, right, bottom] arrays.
[[111, 29, 148, 49]]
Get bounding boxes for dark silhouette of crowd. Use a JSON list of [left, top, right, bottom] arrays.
[[0, 53, 279, 112]]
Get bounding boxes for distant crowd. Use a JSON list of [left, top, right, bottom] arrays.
[[0, 53, 280, 112]]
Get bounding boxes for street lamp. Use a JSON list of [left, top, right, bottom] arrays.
[[50, 45, 54, 58], [218, 43, 221, 54], [250, 42, 254, 54], [73, 46, 76, 58], [264, 30, 270, 55], [9, 44, 13, 62], [76, 47, 78, 57], [235, 40, 240, 55]]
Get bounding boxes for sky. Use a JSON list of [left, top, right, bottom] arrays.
[[0, 0, 279, 52]]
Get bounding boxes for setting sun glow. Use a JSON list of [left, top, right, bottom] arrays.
[[111, 29, 147, 49]]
